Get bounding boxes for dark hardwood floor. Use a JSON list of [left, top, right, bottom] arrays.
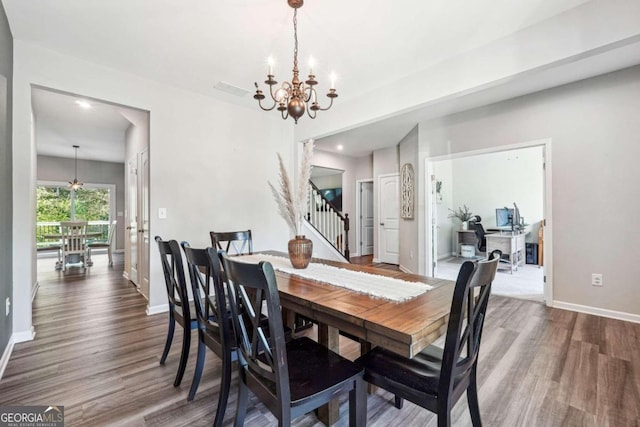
[[1, 253, 639, 426]]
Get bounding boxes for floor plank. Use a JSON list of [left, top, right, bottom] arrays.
[[1, 254, 639, 426]]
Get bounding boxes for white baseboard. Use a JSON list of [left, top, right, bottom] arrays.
[[32, 282, 40, 302], [13, 327, 36, 343], [372, 258, 380, 263], [0, 335, 15, 380], [398, 264, 412, 274], [552, 300, 640, 324], [146, 304, 168, 316], [122, 271, 130, 281]]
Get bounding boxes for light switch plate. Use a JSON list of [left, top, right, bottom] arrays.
[[158, 208, 167, 219]]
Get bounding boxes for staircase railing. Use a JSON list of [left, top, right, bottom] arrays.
[[306, 181, 350, 261]]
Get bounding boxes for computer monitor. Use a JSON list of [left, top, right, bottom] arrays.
[[495, 208, 514, 227]]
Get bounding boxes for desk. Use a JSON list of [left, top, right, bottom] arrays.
[[485, 231, 528, 274], [260, 251, 455, 424]]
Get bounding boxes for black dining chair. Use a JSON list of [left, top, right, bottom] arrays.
[[210, 230, 253, 255], [220, 252, 366, 427], [181, 243, 237, 426], [355, 250, 502, 427], [155, 236, 197, 388]]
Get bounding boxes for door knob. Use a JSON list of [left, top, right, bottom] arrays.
[[126, 226, 134, 230], [380, 222, 385, 226]]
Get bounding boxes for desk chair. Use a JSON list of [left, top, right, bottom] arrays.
[[356, 250, 502, 427], [60, 221, 89, 271], [88, 220, 117, 266], [474, 222, 487, 253], [181, 243, 237, 426], [155, 236, 197, 388], [221, 252, 366, 427]]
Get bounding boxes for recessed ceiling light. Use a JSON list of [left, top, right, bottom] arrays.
[[337, 145, 343, 151], [75, 100, 92, 109]]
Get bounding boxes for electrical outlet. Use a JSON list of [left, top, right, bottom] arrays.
[[591, 273, 603, 287], [5, 297, 9, 316], [158, 208, 167, 219]]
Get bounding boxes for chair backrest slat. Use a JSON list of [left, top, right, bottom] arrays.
[[61, 221, 88, 254]]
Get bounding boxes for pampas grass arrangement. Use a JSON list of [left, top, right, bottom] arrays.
[[269, 139, 314, 237]]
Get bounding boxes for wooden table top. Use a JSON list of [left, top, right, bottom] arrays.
[[262, 251, 455, 358]]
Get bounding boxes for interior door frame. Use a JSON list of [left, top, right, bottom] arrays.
[[425, 138, 553, 305], [355, 179, 374, 257]]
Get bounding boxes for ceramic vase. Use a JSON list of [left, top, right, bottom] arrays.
[[288, 235, 313, 269]]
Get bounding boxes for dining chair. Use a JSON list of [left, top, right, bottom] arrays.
[[60, 220, 89, 271], [180, 242, 237, 426], [210, 230, 252, 255], [220, 252, 366, 427], [155, 236, 197, 388], [88, 220, 117, 266], [355, 249, 502, 427]]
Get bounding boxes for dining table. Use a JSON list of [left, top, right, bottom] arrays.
[[242, 251, 457, 426]]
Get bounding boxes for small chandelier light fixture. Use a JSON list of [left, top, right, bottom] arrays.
[[68, 145, 83, 190], [254, 0, 337, 124]]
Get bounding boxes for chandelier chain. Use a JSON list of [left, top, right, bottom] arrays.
[[293, 8, 298, 71]]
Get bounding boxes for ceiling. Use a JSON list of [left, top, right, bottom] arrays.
[[5, 0, 640, 159]]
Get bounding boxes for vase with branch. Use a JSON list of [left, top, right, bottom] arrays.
[[448, 204, 474, 230], [268, 139, 314, 268]]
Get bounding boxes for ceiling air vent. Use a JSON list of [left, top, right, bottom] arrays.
[[213, 81, 249, 97]]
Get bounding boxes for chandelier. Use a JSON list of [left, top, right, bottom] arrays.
[[253, 0, 337, 124], [68, 145, 83, 190]]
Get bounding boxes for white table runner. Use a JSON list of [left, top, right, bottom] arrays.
[[235, 254, 432, 302]]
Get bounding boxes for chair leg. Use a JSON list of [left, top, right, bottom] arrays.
[[467, 369, 483, 427], [234, 377, 249, 427], [174, 324, 190, 387], [394, 395, 404, 409], [187, 334, 206, 401], [213, 351, 233, 427], [108, 248, 113, 266], [160, 314, 175, 365], [349, 376, 366, 427], [437, 403, 452, 427]]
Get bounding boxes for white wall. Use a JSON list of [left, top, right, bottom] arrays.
[[433, 160, 454, 258], [294, 1, 640, 145], [420, 65, 640, 318], [37, 155, 126, 250], [398, 126, 419, 272], [12, 40, 293, 337]]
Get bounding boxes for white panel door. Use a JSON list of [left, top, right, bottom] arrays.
[[360, 181, 374, 256], [379, 174, 399, 264], [127, 156, 138, 286], [139, 148, 150, 299]]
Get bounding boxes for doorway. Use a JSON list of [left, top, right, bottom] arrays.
[[356, 180, 374, 256], [33, 86, 150, 297], [426, 140, 552, 304]]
